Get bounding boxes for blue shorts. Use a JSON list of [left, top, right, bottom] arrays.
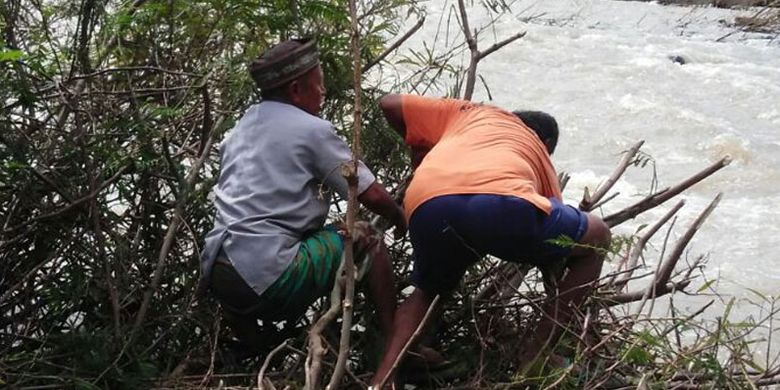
[[409, 194, 588, 294]]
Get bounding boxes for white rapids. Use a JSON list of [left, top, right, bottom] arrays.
[[387, 0, 780, 316]]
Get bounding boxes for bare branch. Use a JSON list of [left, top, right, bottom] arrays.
[[326, 1, 364, 387], [458, 0, 478, 100], [130, 115, 223, 339], [4, 164, 130, 233], [580, 140, 645, 211], [604, 156, 731, 227], [363, 17, 425, 72], [654, 193, 722, 289], [477, 31, 527, 60], [603, 280, 692, 306], [611, 200, 685, 290], [258, 340, 290, 390], [306, 261, 346, 390]]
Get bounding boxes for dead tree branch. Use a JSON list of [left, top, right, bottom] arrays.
[[305, 261, 346, 390], [604, 194, 720, 307], [610, 200, 685, 290], [456, 0, 526, 100], [363, 17, 425, 72], [654, 193, 722, 289], [604, 156, 731, 227], [130, 115, 222, 339], [326, 1, 364, 388], [580, 140, 645, 211], [258, 339, 290, 390]]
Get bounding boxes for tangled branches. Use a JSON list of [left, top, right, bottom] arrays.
[[239, 142, 780, 390], [1, 0, 416, 388], [2, 1, 778, 389]]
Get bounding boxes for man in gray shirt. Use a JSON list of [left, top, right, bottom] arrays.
[[200, 38, 406, 354]]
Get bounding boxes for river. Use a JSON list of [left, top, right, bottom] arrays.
[[390, 0, 780, 319]]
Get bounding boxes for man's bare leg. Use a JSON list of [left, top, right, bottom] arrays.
[[370, 288, 436, 388], [521, 213, 610, 365], [362, 234, 397, 338]]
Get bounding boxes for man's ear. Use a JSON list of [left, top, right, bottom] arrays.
[[288, 79, 301, 100], [285, 79, 303, 104]]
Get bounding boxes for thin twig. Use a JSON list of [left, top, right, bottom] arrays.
[[130, 115, 222, 339], [363, 17, 425, 72], [258, 339, 290, 390], [477, 31, 527, 60], [198, 309, 221, 388], [326, 1, 364, 388], [654, 194, 722, 290], [4, 164, 130, 233], [612, 200, 685, 290], [305, 260, 346, 390], [580, 140, 644, 211], [604, 157, 730, 227]]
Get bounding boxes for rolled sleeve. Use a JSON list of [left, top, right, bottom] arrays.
[[310, 124, 376, 199]]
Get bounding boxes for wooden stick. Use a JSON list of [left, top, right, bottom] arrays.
[[130, 115, 222, 339], [306, 261, 346, 390], [258, 339, 290, 390], [604, 156, 730, 227], [655, 193, 722, 290], [611, 200, 685, 290], [580, 140, 644, 211], [363, 17, 425, 72], [326, 0, 363, 387]]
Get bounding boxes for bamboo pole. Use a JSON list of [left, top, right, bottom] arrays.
[[325, 0, 364, 387]]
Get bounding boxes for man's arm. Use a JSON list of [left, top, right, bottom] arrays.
[[380, 94, 430, 170], [358, 181, 407, 239], [379, 94, 406, 138], [307, 120, 407, 237]]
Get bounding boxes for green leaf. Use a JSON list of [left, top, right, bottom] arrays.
[[697, 278, 716, 293], [727, 322, 756, 329], [744, 359, 765, 372], [624, 345, 653, 365], [637, 330, 662, 347], [0, 49, 24, 62], [747, 288, 768, 302], [723, 297, 736, 320], [545, 234, 577, 249]]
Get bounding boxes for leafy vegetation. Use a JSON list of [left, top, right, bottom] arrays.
[[2, 1, 778, 389]]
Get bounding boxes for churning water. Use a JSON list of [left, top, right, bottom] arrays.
[[392, 0, 780, 308]]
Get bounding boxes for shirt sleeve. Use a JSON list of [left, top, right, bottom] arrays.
[[401, 95, 471, 148], [309, 123, 376, 200]]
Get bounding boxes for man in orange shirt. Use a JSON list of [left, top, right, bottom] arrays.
[[370, 94, 611, 387]]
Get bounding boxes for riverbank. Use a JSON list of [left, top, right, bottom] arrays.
[[628, 0, 780, 32], [649, 0, 776, 7]]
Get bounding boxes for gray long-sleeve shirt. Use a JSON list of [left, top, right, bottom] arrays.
[[200, 101, 375, 297]]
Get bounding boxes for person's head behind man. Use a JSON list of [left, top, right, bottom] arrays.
[[250, 38, 326, 116], [513, 110, 559, 155]]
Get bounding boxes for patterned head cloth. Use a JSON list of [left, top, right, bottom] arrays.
[[249, 38, 320, 91]]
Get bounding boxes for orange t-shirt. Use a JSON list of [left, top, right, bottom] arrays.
[[402, 94, 562, 221]]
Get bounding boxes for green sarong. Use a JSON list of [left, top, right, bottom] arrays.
[[259, 226, 344, 320]]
